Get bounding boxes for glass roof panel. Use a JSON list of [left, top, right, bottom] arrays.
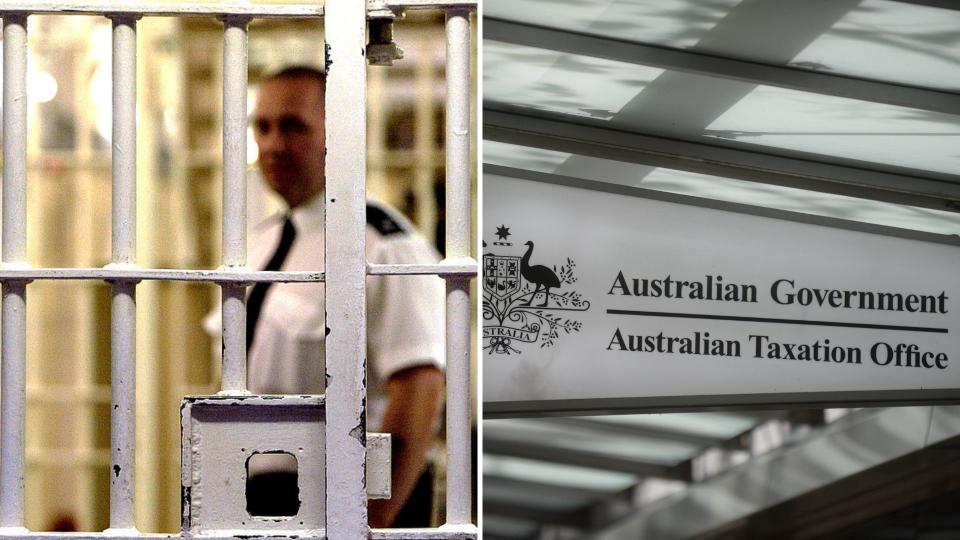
[[484, 141, 960, 236], [793, 0, 960, 92], [483, 454, 639, 492], [485, 42, 960, 176], [486, 0, 960, 92], [582, 412, 758, 440], [486, 418, 700, 464], [702, 84, 960, 177], [485, 0, 740, 49], [484, 40, 664, 120]]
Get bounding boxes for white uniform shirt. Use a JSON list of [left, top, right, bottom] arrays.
[[205, 194, 445, 429]]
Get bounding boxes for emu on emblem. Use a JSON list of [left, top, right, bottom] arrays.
[[484, 254, 521, 300]]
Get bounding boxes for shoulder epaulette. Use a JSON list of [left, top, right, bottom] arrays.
[[366, 204, 406, 236]]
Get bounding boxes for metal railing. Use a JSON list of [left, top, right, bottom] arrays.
[[0, 1, 476, 538]]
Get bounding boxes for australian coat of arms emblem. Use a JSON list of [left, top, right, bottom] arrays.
[[483, 224, 590, 354]]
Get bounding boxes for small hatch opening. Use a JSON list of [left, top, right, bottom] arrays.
[[246, 451, 301, 517]]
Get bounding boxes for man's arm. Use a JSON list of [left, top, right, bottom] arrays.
[[369, 364, 444, 528]]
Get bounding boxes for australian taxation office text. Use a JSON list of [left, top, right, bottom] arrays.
[[606, 272, 950, 370]]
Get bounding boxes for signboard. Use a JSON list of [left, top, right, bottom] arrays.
[[483, 173, 960, 417]]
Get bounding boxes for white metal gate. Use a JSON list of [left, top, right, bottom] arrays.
[[0, 1, 477, 538]]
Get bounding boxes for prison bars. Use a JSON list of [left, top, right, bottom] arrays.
[[0, 1, 477, 536]]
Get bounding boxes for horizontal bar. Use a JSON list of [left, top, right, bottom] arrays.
[[184, 394, 325, 406], [383, 0, 478, 9], [484, 389, 960, 419], [0, 530, 478, 540], [484, 107, 960, 212], [485, 18, 960, 116], [0, 2, 323, 17], [0, 0, 476, 17], [0, 265, 476, 282], [372, 527, 478, 539], [0, 267, 323, 283], [368, 261, 477, 277]]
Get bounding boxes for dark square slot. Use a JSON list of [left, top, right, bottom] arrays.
[[246, 452, 301, 517]]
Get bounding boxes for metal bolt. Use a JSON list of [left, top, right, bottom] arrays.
[[367, 18, 404, 66]]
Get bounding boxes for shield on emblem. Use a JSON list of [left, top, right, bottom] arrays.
[[483, 253, 521, 300]]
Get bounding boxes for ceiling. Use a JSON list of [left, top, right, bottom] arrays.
[[483, 0, 960, 229]]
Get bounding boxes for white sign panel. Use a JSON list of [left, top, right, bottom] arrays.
[[483, 174, 960, 416]]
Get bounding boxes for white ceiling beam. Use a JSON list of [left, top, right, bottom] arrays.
[[536, 417, 735, 448], [484, 18, 960, 117], [484, 106, 960, 213], [484, 436, 691, 480], [485, 474, 634, 503]]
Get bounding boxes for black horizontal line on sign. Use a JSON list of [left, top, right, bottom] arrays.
[[605, 309, 948, 334]]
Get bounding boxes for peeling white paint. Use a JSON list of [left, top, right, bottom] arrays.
[[181, 395, 326, 534]]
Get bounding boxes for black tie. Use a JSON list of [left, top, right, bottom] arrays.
[[247, 216, 297, 350]]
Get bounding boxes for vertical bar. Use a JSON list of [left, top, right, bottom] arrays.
[[112, 17, 137, 267], [108, 15, 138, 531], [109, 284, 136, 530], [444, 281, 471, 524], [325, 0, 368, 536], [444, 12, 471, 259], [220, 285, 246, 392], [2, 15, 27, 267], [1, 13, 29, 530], [444, 9, 473, 526], [220, 16, 249, 393]]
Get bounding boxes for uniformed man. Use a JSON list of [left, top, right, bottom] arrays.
[[209, 66, 445, 527]]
